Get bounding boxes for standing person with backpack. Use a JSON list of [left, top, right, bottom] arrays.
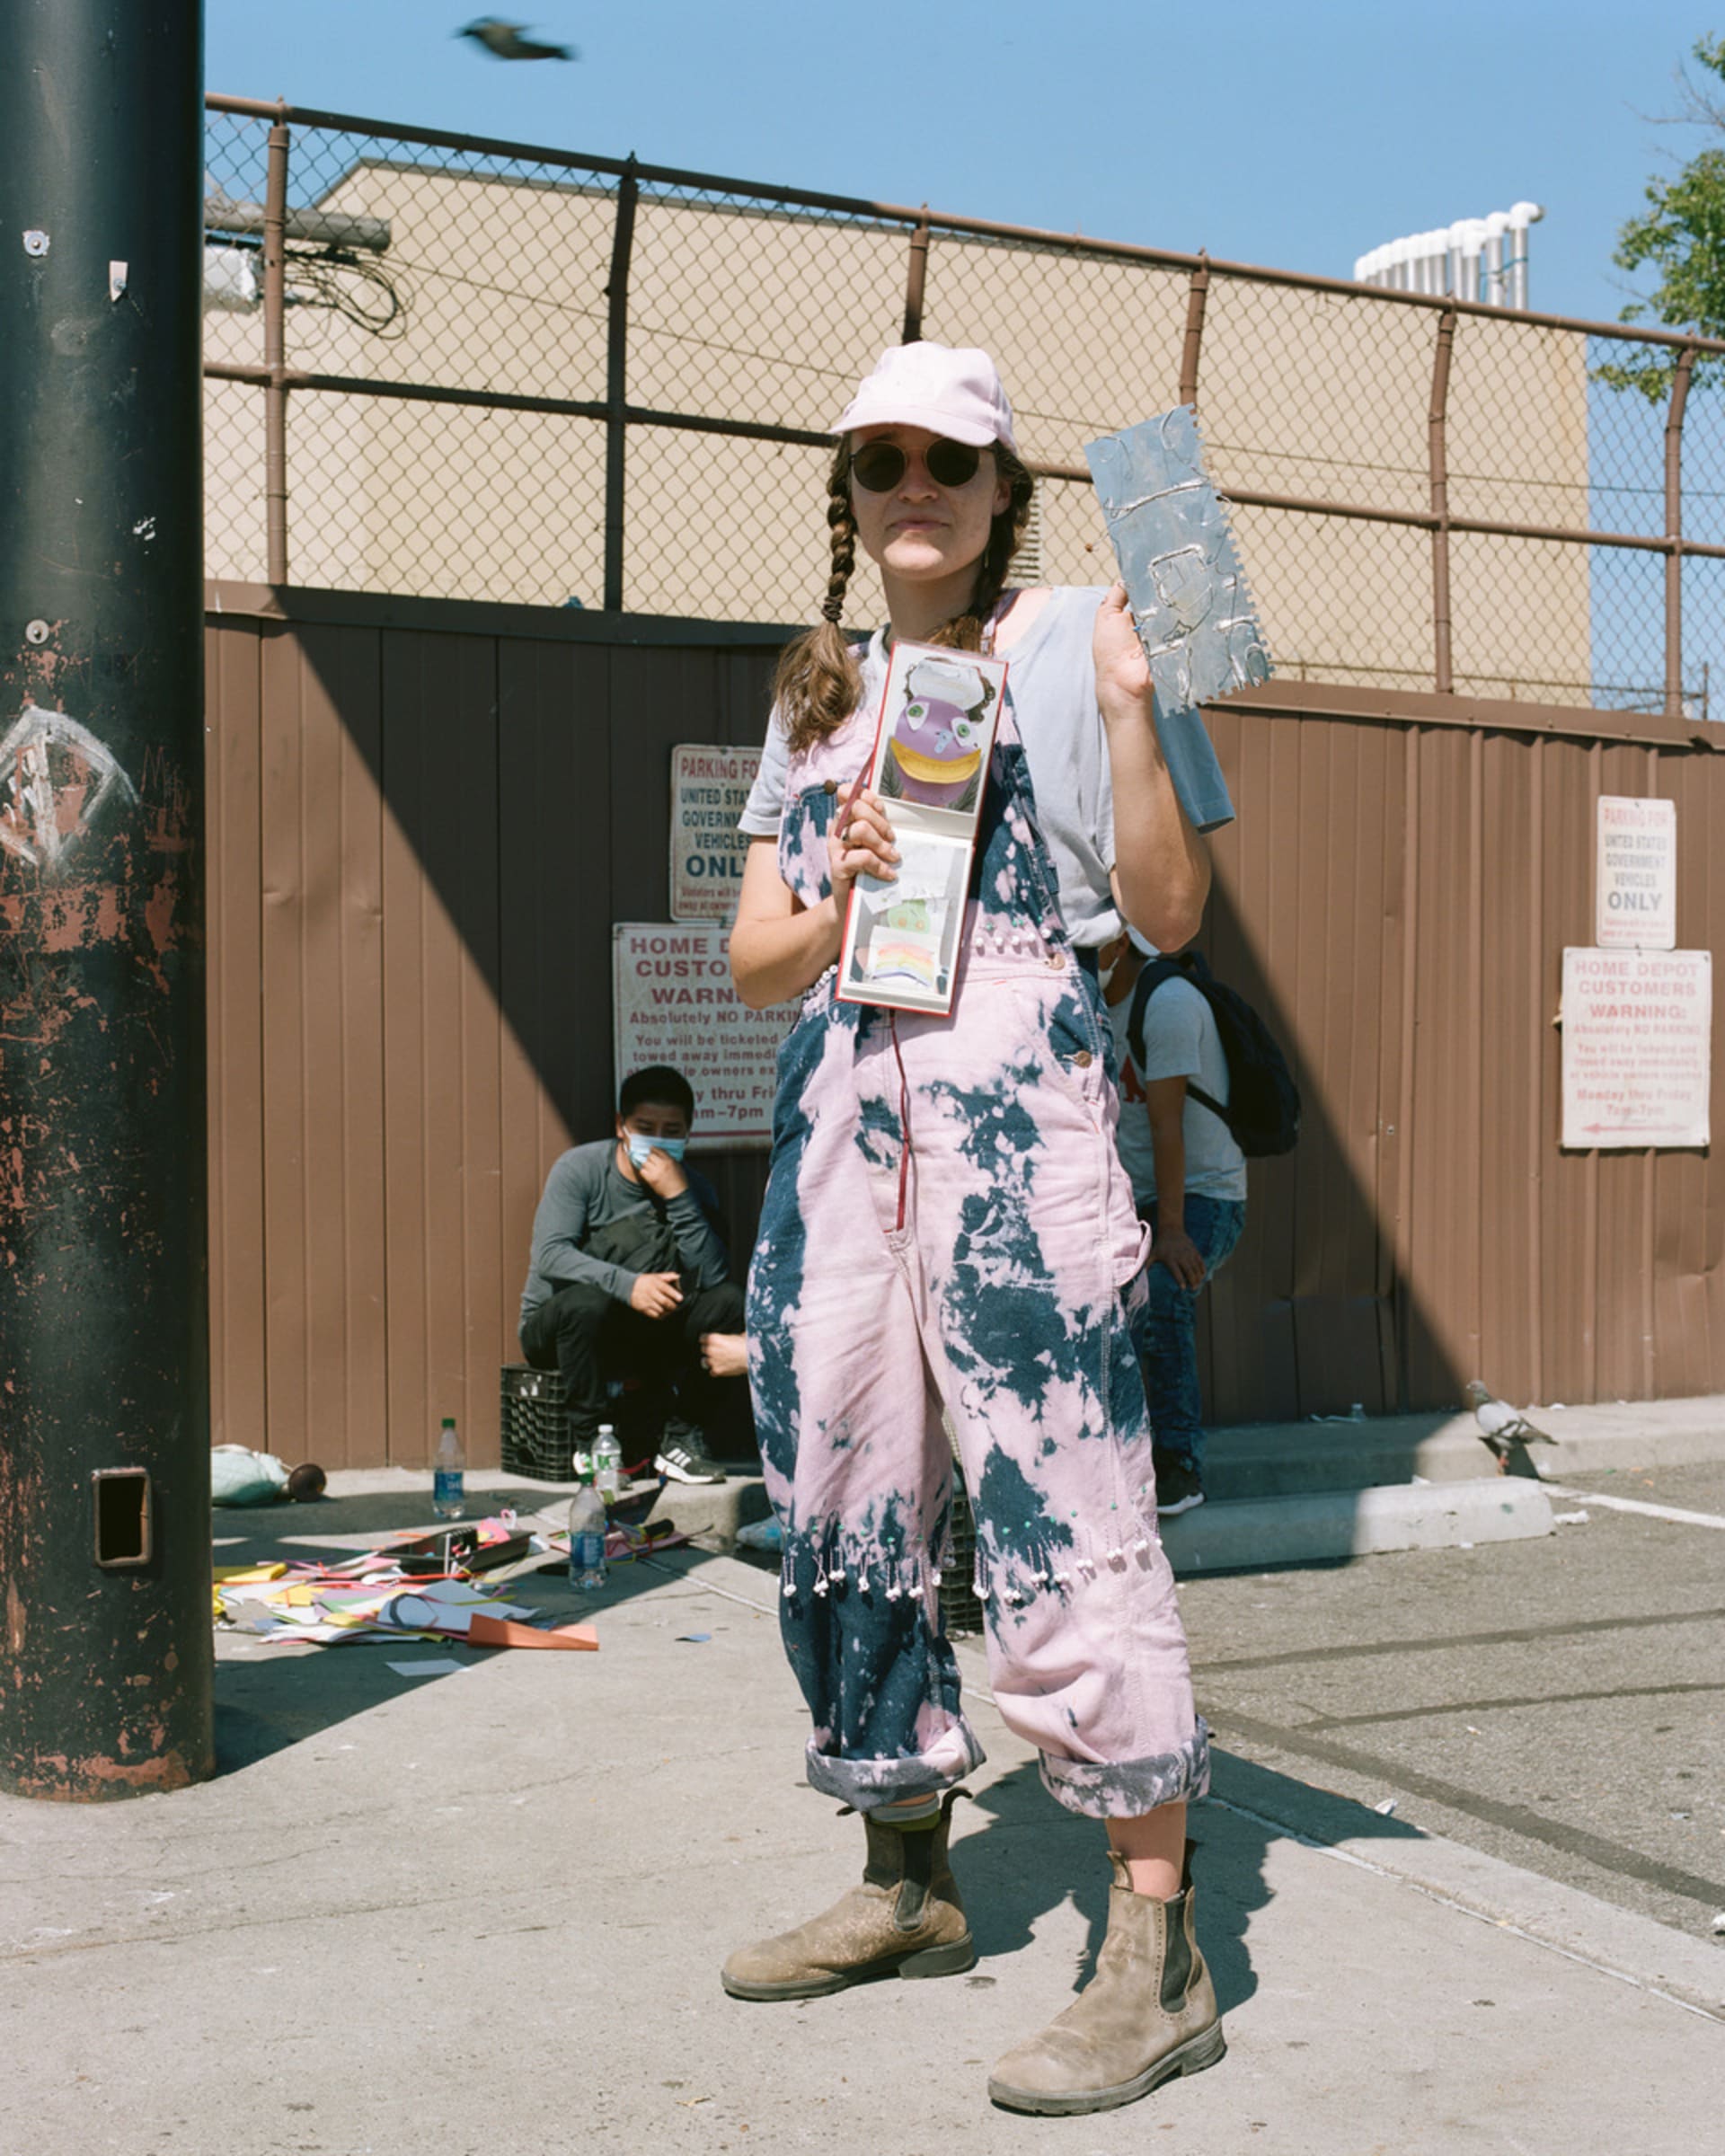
[[1109, 940, 1298, 1515]]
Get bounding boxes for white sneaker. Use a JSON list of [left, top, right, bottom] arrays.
[[655, 1436, 728, 1485], [1153, 1453, 1206, 1517]]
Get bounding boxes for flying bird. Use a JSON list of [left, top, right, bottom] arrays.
[[1464, 1380, 1556, 1476], [457, 18, 579, 61]]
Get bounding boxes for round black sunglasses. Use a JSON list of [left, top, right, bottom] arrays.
[[850, 437, 984, 492]]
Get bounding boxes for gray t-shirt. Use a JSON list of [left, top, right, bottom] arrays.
[[1108, 976, 1248, 1205], [739, 587, 1233, 950], [518, 1140, 731, 1329]]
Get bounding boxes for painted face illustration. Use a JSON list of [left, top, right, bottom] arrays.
[[888, 658, 991, 808]]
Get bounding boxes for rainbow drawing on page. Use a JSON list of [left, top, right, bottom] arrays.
[[848, 841, 967, 1001]]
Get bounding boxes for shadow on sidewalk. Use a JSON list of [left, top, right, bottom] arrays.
[[948, 1747, 1429, 2019]]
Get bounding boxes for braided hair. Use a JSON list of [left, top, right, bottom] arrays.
[[774, 440, 1037, 755]]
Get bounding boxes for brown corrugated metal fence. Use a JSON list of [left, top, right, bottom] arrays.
[[205, 586, 1725, 1468]]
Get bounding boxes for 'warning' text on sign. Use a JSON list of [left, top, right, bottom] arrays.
[[612, 923, 783, 1146], [1560, 946, 1711, 1149]]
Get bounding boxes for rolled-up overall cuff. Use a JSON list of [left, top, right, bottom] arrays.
[[803, 1725, 987, 1813], [1037, 1717, 1210, 1820]]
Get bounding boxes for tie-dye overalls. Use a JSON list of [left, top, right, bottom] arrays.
[[747, 673, 1210, 1822]]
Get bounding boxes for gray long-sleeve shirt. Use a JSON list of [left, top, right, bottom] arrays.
[[518, 1140, 731, 1329]]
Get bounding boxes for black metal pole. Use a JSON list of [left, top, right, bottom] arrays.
[[0, 1, 213, 1797]]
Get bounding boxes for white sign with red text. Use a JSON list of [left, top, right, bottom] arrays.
[[669, 744, 762, 923], [612, 923, 781, 1147], [1561, 947, 1712, 1149], [1596, 795, 1676, 950]]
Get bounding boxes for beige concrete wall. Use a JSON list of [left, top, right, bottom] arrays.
[[203, 161, 1592, 696]]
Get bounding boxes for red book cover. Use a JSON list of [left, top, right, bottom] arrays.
[[835, 640, 1010, 1017]]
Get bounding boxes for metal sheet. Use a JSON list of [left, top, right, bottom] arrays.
[[1084, 404, 1273, 725]]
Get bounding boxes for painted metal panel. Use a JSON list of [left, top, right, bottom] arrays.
[[374, 631, 500, 1463], [255, 624, 389, 1471], [204, 591, 1725, 1469], [204, 622, 267, 1450]]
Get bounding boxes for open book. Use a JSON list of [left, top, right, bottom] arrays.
[[836, 639, 1010, 1017]]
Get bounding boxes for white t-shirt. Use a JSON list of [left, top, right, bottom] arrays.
[[740, 588, 1131, 949], [1108, 975, 1248, 1205]]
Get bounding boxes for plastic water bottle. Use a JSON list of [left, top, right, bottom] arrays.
[[432, 1417, 465, 1520], [569, 1455, 607, 1590], [592, 1424, 623, 1503]]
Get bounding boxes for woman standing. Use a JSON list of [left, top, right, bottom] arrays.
[[726, 342, 1234, 2116]]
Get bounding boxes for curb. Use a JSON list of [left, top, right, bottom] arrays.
[[314, 1468, 1554, 1567], [1205, 1395, 1725, 1501], [1161, 1475, 1553, 1572], [305, 1463, 772, 1550]]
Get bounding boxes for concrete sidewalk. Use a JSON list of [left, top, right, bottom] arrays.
[[3, 1518, 1721, 2156]]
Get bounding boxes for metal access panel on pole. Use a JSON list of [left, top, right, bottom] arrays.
[[0, 3, 214, 1797]]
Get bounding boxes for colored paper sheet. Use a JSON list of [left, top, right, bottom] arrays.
[[467, 1615, 598, 1650]]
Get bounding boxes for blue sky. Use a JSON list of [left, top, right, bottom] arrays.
[[207, 3, 1720, 327]]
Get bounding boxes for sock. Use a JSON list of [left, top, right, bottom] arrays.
[[874, 1793, 942, 1827]]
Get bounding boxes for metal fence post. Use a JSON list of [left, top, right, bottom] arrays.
[[262, 119, 290, 584], [603, 158, 640, 613], [1428, 306, 1458, 694], [1664, 346, 1695, 718], [902, 213, 931, 344], [1178, 256, 1210, 407]]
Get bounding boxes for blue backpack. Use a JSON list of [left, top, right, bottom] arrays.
[[1125, 950, 1301, 1159]]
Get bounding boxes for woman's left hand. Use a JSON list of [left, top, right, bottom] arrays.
[[1092, 581, 1154, 716]]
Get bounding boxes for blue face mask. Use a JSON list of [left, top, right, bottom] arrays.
[[626, 1132, 687, 1166]]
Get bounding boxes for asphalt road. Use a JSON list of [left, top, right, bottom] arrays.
[[1177, 1458, 1725, 1944]]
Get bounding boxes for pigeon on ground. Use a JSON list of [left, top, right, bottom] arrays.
[[457, 18, 579, 61], [1464, 1380, 1556, 1476]]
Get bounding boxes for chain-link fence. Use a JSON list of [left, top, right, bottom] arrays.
[[205, 94, 1725, 716]]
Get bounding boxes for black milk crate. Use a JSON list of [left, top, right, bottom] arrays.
[[941, 1469, 983, 1637], [500, 1364, 577, 1480]]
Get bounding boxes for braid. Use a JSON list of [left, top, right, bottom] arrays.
[[776, 445, 864, 754], [822, 475, 856, 624]]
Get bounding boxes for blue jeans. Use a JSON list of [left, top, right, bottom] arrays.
[[1132, 1195, 1246, 1472]]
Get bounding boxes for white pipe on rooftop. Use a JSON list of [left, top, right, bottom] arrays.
[[1356, 204, 1539, 305], [1459, 217, 1487, 305], [1506, 200, 1544, 309], [1444, 223, 1463, 300], [1483, 210, 1510, 305]]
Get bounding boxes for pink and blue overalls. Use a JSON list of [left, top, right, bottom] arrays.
[[747, 678, 1210, 1820]]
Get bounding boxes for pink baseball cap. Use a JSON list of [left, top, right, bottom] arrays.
[[832, 342, 1018, 453]]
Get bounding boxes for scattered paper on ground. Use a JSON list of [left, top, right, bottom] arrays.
[[212, 1533, 552, 1647]]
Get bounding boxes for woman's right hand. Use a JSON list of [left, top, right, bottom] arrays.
[[827, 784, 899, 910]]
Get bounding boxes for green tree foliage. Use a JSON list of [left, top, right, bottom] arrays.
[[1598, 35, 1725, 401]]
